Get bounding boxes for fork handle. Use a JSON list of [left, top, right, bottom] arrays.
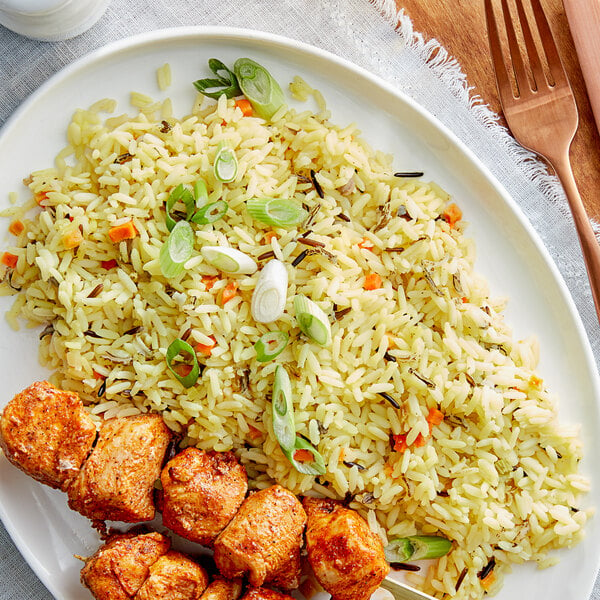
[[551, 153, 600, 320]]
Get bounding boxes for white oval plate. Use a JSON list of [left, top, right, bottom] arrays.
[[0, 27, 599, 600]]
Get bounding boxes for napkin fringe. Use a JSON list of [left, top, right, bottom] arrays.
[[368, 0, 598, 235]]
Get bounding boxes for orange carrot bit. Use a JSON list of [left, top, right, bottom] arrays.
[[480, 570, 496, 591], [293, 448, 314, 463], [92, 370, 106, 380], [173, 364, 194, 378], [247, 424, 263, 440], [427, 407, 445, 426], [196, 335, 217, 357], [34, 191, 49, 206], [62, 228, 84, 249], [413, 432, 427, 448], [101, 259, 118, 269], [263, 231, 278, 244], [461, 296, 468, 303], [108, 220, 138, 243], [235, 98, 253, 116], [221, 281, 239, 305], [364, 273, 382, 290], [1, 252, 18, 269], [202, 276, 219, 291], [8, 220, 24, 236], [392, 433, 408, 453], [358, 237, 374, 250], [338, 448, 346, 461], [443, 203, 462, 228], [384, 461, 395, 476], [529, 375, 543, 390]]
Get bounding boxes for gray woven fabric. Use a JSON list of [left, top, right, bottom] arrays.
[[1, 0, 599, 598]]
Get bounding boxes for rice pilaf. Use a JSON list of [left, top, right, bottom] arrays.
[[0, 82, 591, 599]]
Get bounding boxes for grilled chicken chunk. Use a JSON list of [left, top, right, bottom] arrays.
[[214, 485, 306, 589], [68, 414, 171, 522], [161, 448, 248, 546], [198, 577, 243, 600], [135, 550, 209, 600], [0, 381, 97, 491], [302, 497, 389, 600], [81, 531, 170, 600], [241, 588, 296, 600]]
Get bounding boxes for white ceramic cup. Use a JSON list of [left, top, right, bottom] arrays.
[[0, 0, 111, 41]]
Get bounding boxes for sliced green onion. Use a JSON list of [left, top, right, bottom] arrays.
[[384, 536, 452, 563], [192, 200, 229, 225], [201, 246, 258, 275], [255, 331, 289, 362], [294, 295, 331, 346], [213, 144, 238, 183], [251, 259, 288, 323], [194, 179, 209, 208], [282, 435, 326, 476], [192, 59, 241, 99], [166, 338, 200, 388], [272, 365, 295, 452], [233, 58, 286, 121], [160, 221, 195, 278], [246, 197, 308, 228], [165, 184, 195, 232]]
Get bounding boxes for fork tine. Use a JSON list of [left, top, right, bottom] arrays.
[[513, 0, 546, 89], [484, 0, 515, 103], [500, 0, 531, 97], [529, 0, 568, 86]]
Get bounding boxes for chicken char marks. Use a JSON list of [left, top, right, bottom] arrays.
[[303, 497, 389, 600], [214, 485, 306, 590]]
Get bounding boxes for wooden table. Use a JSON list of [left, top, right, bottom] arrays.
[[395, 0, 600, 219]]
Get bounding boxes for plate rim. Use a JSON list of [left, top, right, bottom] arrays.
[[1, 25, 599, 600]]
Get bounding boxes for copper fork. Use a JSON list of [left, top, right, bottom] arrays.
[[484, 0, 600, 321]]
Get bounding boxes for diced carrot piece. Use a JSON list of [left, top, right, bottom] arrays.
[[8, 220, 24, 236], [392, 433, 408, 453], [173, 364, 193, 377], [384, 462, 395, 476], [34, 191, 49, 206], [427, 407, 444, 426], [443, 203, 462, 228], [263, 231, 278, 244], [93, 371, 106, 380], [339, 448, 346, 461], [364, 273, 382, 290], [1, 252, 18, 269], [294, 448, 314, 463], [461, 296, 468, 303], [101, 259, 118, 269], [529, 375, 543, 389], [221, 281, 238, 305], [235, 98, 253, 116], [413, 433, 427, 448], [247, 424, 263, 440], [62, 228, 83, 249], [358, 237, 374, 250], [196, 335, 217, 357], [480, 571, 496, 591], [202, 275, 219, 290], [108, 220, 138, 243]]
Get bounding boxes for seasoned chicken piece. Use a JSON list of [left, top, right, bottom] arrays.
[[0, 381, 96, 491], [214, 485, 306, 589], [241, 588, 295, 600], [302, 497, 389, 600], [161, 448, 248, 545], [198, 577, 243, 600], [135, 550, 209, 600], [81, 531, 170, 600], [67, 414, 171, 522]]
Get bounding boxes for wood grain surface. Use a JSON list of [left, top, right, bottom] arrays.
[[395, 0, 600, 219]]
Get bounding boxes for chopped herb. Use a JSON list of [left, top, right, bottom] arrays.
[[310, 169, 324, 198], [378, 392, 400, 409], [193, 58, 241, 99]]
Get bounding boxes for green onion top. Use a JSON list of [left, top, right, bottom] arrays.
[[166, 338, 200, 388], [160, 220, 195, 278], [282, 435, 327, 476], [255, 331, 289, 362], [193, 58, 241, 99], [384, 536, 452, 562], [294, 294, 332, 346], [165, 184, 195, 232], [272, 365, 295, 452], [234, 58, 286, 121], [191, 200, 228, 225], [246, 197, 308, 228], [213, 144, 238, 183]]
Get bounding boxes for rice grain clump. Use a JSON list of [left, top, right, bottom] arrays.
[[0, 89, 591, 599]]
